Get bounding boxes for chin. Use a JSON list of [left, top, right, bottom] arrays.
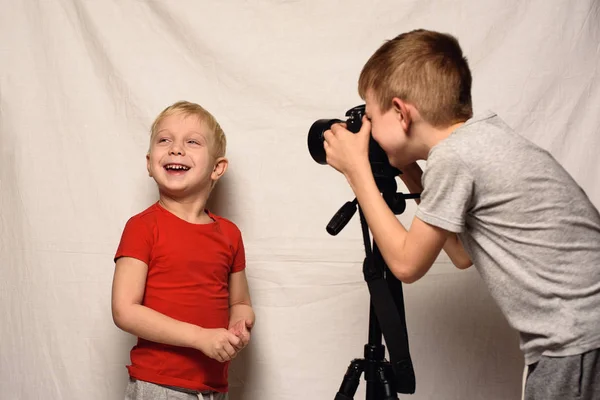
[[388, 157, 403, 169], [158, 186, 188, 197], [391, 155, 416, 169]]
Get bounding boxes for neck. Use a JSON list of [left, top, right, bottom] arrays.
[[158, 191, 212, 224], [414, 120, 466, 159]]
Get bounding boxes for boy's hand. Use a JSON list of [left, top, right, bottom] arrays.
[[228, 319, 252, 350], [196, 328, 242, 363], [398, 161, 423, 197], [323, 116, 372, 180]]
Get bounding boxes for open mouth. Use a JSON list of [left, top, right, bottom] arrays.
[[164, 164, 190, 173]]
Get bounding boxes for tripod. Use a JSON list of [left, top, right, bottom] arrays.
[[329, 177, 418, 400]]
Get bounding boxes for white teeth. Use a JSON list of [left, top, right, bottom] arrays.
[[165, 164, 189, 170]]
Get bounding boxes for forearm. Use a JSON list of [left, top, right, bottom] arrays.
[[346, 166, 415, 281], [114, 304, 203, 349], [229, 303, 255, 326]]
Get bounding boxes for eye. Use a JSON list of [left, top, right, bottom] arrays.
[[157, 137, 169, 143], [187, 140, 200, 145]]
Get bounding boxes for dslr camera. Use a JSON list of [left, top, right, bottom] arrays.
[[307, 104, 400, 179]]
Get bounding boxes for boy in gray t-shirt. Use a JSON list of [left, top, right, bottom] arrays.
[[322, 29, 600, 400]]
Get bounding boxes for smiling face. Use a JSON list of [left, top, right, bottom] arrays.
[[146, 112, 226, 199]]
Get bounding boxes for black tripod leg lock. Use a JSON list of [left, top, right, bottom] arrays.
[[335, 359, 365, 400]]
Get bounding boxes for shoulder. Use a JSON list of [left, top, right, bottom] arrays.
[[210, 212, 243, 239], [124, 203, 161, 230], [427, 111, 509, 168], [426, 139, 466, 171]]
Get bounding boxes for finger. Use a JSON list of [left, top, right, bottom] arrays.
[[245, 319, 254, 330], [219, 345, 234, 361], [224, 343, 237, 358], [330, 123, 350, 136], [229, 322, 242, 336], [323, 129, 334, 144], [228, 332, 242, 348], [242, 332, 251, 347], [358, 116, 371, 136], [232, 334, 244, 350], [331, 122, 347, 130]]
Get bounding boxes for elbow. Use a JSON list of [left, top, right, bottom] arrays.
[[454, 258, 473, 270], [389, 263, 422, 284], [112, 303, 132, 331]]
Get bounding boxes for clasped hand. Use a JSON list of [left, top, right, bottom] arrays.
[[198, 319, 252, 363]]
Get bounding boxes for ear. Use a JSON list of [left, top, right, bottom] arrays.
[[146, 153, 152, 177], [211, 157, 228, 182], [392, 97, 411, 132]]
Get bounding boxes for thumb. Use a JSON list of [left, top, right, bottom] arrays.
[[359, 116, 371, 138], [245, 319, 254, 330]]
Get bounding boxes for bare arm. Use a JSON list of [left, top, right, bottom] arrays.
[[322, 120, 470, 282], [348, 168, 448, 283], [227, 270, 255, 351], [400, 162, 472, 270], [111, 257, 240, 361], [228, 270, 255, 328]]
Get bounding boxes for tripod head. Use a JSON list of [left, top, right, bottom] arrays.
[[326, 176, 419, 236]]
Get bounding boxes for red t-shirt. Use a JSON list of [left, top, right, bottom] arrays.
[[114, 202, 246, 392]]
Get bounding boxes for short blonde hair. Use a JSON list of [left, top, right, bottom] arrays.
[[150, 101, 226, 158], [358, 29, 473, 127]]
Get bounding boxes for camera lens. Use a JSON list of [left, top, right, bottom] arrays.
[[307, 119, 342, 164], [307, 105, 400, 180]]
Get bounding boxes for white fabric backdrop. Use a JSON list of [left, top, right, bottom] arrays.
[[1, 1, 598, 399]]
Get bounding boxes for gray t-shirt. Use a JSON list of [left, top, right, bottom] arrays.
[[416, 111, 600, 365]]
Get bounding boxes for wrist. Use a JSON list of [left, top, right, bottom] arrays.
[[345, 161, 373, 190], [189, 324, 206, 350], [229, 304, 255, 324]]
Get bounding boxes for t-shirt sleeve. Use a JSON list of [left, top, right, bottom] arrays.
[[114, 216, 154, 264], [415, 145, 474, 233], [231, 231, 246, 273]]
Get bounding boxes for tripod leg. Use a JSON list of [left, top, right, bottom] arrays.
[[335, 359, 364, 400], [377, 364, 399, 400]]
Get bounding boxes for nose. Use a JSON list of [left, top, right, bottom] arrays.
[[169, 141, 185, 156]]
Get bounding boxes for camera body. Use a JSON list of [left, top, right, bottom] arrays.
[[307, 104, 400, 179]]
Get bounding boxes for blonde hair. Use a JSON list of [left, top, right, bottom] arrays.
[[149, 101, 226, 158], [358, 29, 473, 127]]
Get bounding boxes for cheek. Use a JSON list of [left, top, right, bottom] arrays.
[[371, 127, 390, 148], [148, 154, 161, 166], [370, 125, 381, 142]]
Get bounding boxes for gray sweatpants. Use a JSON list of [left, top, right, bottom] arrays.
[[125, 379, 229, 400], [524, 348, 600, 400]]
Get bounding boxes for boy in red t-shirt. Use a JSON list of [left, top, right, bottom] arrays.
[[112, 101, 255, 400]]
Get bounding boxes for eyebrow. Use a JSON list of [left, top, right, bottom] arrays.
[[156, 129, 205, 137]]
